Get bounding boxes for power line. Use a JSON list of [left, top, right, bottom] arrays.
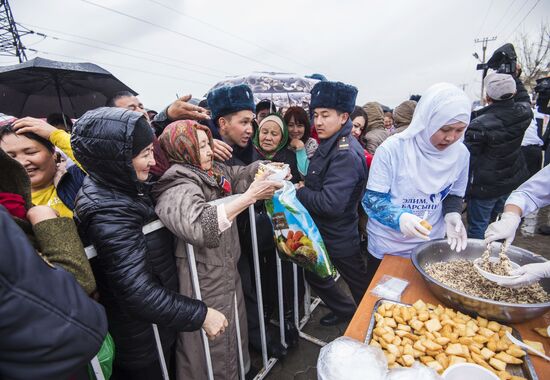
[[492, 0, 517, 33], [80, 0, 288, 72], [18, 22, 231, 76], [497, 0, 530, 37], [144, 0, 314, 71], [505, 0, 542, 41], [475, 0, 494, 38], [27, 48, 212, 86], [22, 27, 223, 79]]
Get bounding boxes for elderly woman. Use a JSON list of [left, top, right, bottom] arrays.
[[153, 120, 282, 380], [253, 114, 300, 181], [362, 84, 470, 284], [393, 100, 417, 134]]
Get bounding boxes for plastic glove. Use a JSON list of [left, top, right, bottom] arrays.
[[399, 213, 431, 240], [497, 261, 550, 288], [484, 211, 521, 245], [444, 212, 467, 252]]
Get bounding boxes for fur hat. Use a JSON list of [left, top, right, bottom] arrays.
[[310, 81, 358, 114], [207, 84, 256, 122]]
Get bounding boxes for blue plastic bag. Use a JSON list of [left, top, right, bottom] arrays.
[[266, 181, 336, 279]]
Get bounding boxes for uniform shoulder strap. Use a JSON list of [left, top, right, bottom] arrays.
[[338, 136, 350, 150]]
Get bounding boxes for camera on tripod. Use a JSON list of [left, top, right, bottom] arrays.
[[477, 43, 517, 75]]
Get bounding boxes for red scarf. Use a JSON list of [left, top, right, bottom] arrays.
[[0, 192, 27, 220]]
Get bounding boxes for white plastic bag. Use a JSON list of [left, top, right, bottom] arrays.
[[387, 362, 443, 380], [317, 337, 387, 380]]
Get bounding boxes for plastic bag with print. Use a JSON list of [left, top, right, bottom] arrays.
[[265, 180, 336, 279]]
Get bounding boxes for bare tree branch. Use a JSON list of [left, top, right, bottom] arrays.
[[515, 22, 550, 91]]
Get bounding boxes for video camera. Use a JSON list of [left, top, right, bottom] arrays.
[[477, 43, 517, 75], [534, 76, 550, 115]]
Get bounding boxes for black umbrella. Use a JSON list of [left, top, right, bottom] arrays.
[[0, 57, 137, 118]]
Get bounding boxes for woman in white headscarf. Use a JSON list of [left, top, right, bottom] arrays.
[[362, 83, 471, 281]]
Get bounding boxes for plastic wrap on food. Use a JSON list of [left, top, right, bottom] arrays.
[[387, 362, 443, 380], [370, 275, 409, 302], [317, 336, 388, 380]]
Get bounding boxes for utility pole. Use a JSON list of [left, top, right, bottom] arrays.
[[0, 0, 29, 63], [474, 36, 497, 105]]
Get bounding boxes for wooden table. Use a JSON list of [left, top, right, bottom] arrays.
[[345, 256, 550, 378]]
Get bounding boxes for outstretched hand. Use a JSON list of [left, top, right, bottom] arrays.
[[166, 94, 210, 121]]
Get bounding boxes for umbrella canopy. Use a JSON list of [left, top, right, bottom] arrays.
[[209, 72, 319, 111], [0, 57, 137, 118]]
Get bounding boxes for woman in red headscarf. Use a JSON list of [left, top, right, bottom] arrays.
[[153, 120, 282, 380]]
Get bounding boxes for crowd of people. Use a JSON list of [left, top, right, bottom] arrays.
[[1, 60, 549, 380]]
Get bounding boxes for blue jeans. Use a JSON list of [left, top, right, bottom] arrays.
[[467, 195, 509, 239]]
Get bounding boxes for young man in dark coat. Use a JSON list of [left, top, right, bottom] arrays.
[[296, 81, 369, 326], [465, 71, 533, 238]]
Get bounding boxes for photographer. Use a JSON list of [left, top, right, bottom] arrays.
[[465, 44, 533, 239]]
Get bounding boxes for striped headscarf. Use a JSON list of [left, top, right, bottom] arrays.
[[159, 120, 231, 193]]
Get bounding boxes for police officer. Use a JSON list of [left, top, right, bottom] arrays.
[[296, 81, 369, 325]]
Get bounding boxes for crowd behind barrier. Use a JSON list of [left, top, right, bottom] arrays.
[[1, 57, 549, 380]]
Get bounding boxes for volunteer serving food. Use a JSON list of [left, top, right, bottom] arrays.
[[362, 83, 471, 280], [485, 165, 550, 288]]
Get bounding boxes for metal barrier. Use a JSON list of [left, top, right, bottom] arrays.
[[84, 204, 332, 379], [186, 244, 215, 380], [89, 355, 105, 380]]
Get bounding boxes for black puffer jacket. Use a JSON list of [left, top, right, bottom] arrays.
[[465, 77, 533, 199], [72, 107, 207, 370]]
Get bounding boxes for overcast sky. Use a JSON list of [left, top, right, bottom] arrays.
[[6, 0, 549, 111]]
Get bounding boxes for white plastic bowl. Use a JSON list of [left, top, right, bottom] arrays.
[[442, 363, 499, 380], [473, 257, 521, 283]]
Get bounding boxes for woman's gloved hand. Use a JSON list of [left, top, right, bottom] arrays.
[[497, 261, 550, 288], [484, 211, 521, 246], [444, 212, 467, 252], [399, 212, 431, 240]]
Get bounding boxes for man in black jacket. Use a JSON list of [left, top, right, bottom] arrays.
[[297, 81, 369, 326], [0, 206, 107, 380], [465, 71, 533, 239]]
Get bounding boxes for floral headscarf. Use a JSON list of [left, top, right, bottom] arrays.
[[253, 114, 289, 160], [159, 120, 231, 193]]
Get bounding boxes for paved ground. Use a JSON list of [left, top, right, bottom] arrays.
[[249, 206, 550, 379]]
